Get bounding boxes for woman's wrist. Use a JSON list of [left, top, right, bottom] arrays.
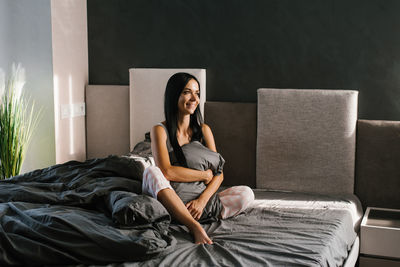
[[197, 194, 209, 205], [202, 169, 213, 183]]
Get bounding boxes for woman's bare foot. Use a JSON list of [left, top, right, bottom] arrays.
[[156, 188, 213, 244], [188, 222, 213, 244]]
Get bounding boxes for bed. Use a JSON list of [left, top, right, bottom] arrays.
[[0, 68, 365, 266]]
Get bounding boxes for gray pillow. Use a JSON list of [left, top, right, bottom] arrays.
[[181, 141, 225, 176], [170, 141, 225, 223]]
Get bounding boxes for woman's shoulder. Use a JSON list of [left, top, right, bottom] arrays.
[[201, 123, 212, 134], [152, 121, 173, 151], [152, 122, 168, 137]]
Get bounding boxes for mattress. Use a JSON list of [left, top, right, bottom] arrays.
[[112, 190, 363, 267]]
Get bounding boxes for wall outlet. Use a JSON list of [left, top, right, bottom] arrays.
[[61, 103, 85, 119]]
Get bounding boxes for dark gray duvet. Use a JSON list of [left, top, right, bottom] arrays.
[[0, 156, 175, 266], [0, 156, 361, 266]]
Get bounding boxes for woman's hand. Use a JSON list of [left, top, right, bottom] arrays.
[[203, 169, 213, 184], [186, 198, 207, 220]]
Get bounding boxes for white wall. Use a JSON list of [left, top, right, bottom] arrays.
[[0, 0, 56, 173], [51, 0, 88, 163], [0, 0, 89, 174]]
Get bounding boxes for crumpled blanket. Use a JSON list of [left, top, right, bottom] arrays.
[[0, 156, 176, 266]]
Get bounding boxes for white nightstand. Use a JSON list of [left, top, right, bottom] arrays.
[[360, 207, 400, 267]]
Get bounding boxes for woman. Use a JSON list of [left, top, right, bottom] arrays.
[[142, 72, 254, 244]]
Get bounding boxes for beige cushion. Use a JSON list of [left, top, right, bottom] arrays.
[[355, 119, 400, 210], [205, 102, 257, 187], [86, 85, 130, 159], [257, 89, 358, 194]]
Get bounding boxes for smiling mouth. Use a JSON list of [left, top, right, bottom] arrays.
[[186, 103, 197, 108]]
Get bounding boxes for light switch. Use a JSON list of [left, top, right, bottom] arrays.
[[61, 103, 85, 119]]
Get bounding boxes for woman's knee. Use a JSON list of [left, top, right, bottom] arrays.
[[229, 186, 254, 199], [142, 166, 172, 198], [143, 165, 160, 176], [243, 186, 255, 201], [236, 186, 254, 208]]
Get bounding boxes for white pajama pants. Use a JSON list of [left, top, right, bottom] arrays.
[[142, 166, 255, 219]]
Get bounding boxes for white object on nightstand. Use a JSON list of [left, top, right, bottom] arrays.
[[360, 207, 400, 267]]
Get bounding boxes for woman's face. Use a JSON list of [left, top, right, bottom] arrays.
[[177, 79, 200, 116]]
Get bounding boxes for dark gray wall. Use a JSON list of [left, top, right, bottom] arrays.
[[0, 0, 55, 173], [88, 0, 400, 120]]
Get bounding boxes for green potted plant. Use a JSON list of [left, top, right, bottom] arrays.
[[0, 63, 41, 179]]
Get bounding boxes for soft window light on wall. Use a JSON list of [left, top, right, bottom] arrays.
[[53, 75, 60, 158], [68, 75, 74, 155]]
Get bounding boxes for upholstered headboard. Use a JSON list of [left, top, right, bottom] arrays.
[[85, 76, 400, 209], [129, 68, 206, 150], [355, 119, 400, 209], [204, 102, 257, 187], [256, 89, 358, 194], [86, 85, 130, 159]]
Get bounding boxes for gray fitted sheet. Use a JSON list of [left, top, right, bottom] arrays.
[[105, 190, 362, 267]]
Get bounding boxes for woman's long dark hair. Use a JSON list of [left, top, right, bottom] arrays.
[[164, 72, 203, 167]]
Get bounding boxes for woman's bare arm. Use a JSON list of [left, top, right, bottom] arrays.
[[151, 125, 213, 183]]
